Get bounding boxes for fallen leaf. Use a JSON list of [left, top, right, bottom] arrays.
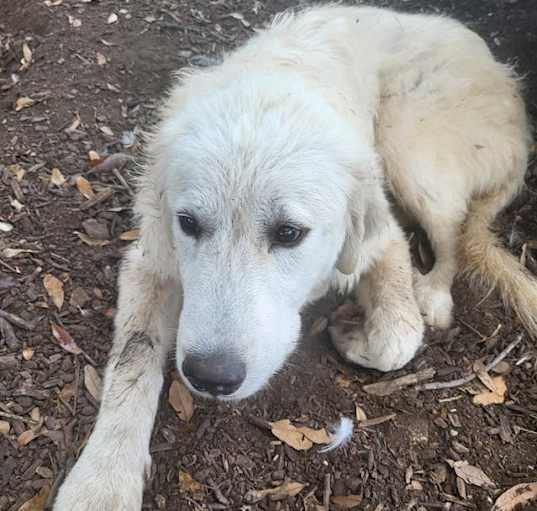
[[17, 486, 50, 511], [270, 419, 313, 450], [99, 125, 114, 137], [331, 495, 363, 509], [169, 380, 194, 421], [50, 323, 82, 355], [82, 219, 109, 241], [492, 482, 537, 511], [75, 176, 95, 199], [50, 168, 66, 186], [43, 273, 64, 310], [88, 150, 102, 165], [0, 421, 10, 434], [22, 347, 34, 360], [44, 0, 63, 5], [492, 361, 511, 375], [84, 365, 102, 401], [107, 13, 118, 24], [15, 96, 34, 111], [357, 413, 396, 428], [296, 425, 331, 444], [472, 376, 507, 406], [245, 481, 305, 503], [355, 405, 367, 422], [474, 360, 497, 392], [119, 229, 140, 241], [75, 231, 111, 247], [70, 286, 91, 308], [17, 429, 37, 446], [178, 471, 205, 500], [447, 460, 495, 489]]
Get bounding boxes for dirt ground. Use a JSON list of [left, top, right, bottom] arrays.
[[1, 1, 537, 510]]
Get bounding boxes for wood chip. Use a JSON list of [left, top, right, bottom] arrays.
[[245, 481, 306, 503], [43, 274, 64, 310]]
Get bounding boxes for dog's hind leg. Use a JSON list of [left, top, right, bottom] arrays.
[[330, 225, 424, 371], [53, 246, 181, 511]]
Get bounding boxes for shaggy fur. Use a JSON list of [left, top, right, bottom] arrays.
[[54, 5, 533, 510]]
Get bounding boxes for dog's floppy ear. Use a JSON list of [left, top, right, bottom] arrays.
[[336, 172, 391, 275]]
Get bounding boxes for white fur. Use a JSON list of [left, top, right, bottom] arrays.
[[54, 5, 530, 510]]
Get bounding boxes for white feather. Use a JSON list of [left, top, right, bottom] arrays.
[[319, 417, 354, 453]]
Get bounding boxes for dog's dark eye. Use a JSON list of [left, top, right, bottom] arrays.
[[178, 214, 200, 237], [273, 224, 305, 246]]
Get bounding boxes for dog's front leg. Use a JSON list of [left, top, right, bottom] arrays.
[[54, 247, 180, 511], [331, 226, 424, 372]]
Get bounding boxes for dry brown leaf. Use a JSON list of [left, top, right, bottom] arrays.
[[15, 96, 34, 111], [88, 150, 102, 165], [270, 419, 313, 450], [43, 273, 64, 310], [474, 360, 497, 392], [472, 376, 507, 406], [178, 471, 205, 500], [84, 365, 102, 401], [447, 460, 495, 489], [0, 420, 10, 434], [50, 167, 66, 186], [17, 429, 37, 446], [119, 229, 140, 241], [50, 323, 82, 355], [107, 13, 118, 24], [355, 405, 367, 422], [169, 380, 194, 421], [245, 481, 306, 503], [331, 495, 363, 509], [75, 231, 111, 247], [75, 176, 95, 199], [296, 425, 331, 445], [96, 52, 107, 66], [22, 347, 34, 360], [492, 482, 537, 511], [17, 486, 50, 511]]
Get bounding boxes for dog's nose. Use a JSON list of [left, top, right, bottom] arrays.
[[182, 353, 246, 396]]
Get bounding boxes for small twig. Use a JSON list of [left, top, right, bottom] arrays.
[[207, 477, 229, 506], [363, 368, 435, 396], [0, 410, 39, 426], [323, 473, 331, 511], [247, 414, 272, 431], [459, 319, 485, 339], [0, 309, 35, 330], [416, 335, 523, 391], [112, 168, 134, 196], [78, 189, 114, 211], [73, 356, 81, 414]]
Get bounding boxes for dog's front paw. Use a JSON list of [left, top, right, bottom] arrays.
[[413, 271, 453, 329], [54, 452, 148, 511], [329, 310, 423, 372]]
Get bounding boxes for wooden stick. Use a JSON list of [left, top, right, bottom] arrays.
[[416, 335, 523, 391]]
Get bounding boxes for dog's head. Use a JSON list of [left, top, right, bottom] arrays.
[[144, 71, 384, 399]]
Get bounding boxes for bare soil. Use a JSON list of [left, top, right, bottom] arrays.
[[1, 1, 536, 510]]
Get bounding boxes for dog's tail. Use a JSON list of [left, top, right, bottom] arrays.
[[458, 182, 537, 338]]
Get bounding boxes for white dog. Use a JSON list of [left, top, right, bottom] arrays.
[[54, 5, 534, 510]]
